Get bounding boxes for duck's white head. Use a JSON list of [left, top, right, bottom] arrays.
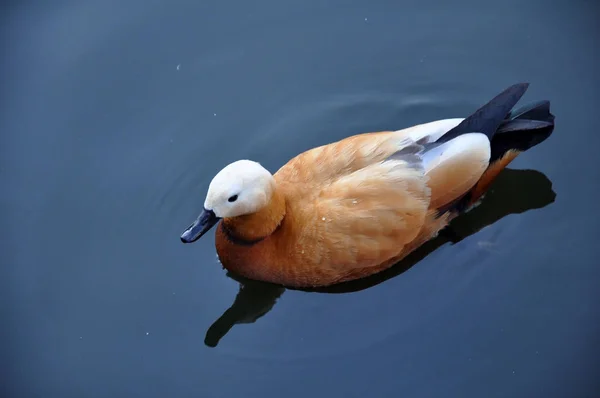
[[180, 160, 275, 243]]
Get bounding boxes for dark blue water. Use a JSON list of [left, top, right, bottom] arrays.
[[2, 1, 599, 397]]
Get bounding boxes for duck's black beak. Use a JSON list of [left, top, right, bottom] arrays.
[[180, 209, 220, 243]]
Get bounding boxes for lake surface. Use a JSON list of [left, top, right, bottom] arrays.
[[2, 1, 599, 397]]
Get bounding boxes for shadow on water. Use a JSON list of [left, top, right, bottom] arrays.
[[204, 167, 556, 347]]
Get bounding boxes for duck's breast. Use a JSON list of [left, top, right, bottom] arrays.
[[214, 222, 284, 282]]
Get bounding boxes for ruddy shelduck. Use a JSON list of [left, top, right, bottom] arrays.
[[181, 83, 555, 288]]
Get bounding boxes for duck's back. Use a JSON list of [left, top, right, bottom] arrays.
[[273, 119, 464, 187]]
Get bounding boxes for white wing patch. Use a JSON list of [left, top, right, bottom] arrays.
[[421, 132, 491, 174], [422, 132, 491, 209]]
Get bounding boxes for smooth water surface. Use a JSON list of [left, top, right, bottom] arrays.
[[2, 1, 599, 397]]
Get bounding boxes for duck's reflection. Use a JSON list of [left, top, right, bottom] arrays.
[[204, 168, 556, 347], [205, 276, 284, 347]]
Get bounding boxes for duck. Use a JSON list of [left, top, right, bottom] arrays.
[[180, 83, 555, 288]]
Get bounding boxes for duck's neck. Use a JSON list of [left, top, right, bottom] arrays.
[[222, 188, 286, 243]]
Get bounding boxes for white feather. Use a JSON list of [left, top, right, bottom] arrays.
[[421, 132, 491, 173]]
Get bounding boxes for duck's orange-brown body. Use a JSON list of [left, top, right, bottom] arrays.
[[194, 83, 554, 288]]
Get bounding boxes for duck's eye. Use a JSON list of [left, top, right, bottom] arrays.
[[228, 195, 238, 203]]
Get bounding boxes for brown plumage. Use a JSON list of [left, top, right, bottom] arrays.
[[181, 83, 555, 287]]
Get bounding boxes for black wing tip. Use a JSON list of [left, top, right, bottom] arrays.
[[508, 82, 530, 92], [502, 82, 530, 102], [436, 82, 533, 144]]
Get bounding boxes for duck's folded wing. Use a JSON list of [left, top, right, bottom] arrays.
[[312, 152, 431, 269], [310, 133, 492, 271]]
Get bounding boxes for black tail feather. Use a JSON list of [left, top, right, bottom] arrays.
[[496, 119, 552, 134], [507, 100, 554, 123], [491, 100, 555, 162]]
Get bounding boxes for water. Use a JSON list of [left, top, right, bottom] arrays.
[[2, 1, 599, 397]]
